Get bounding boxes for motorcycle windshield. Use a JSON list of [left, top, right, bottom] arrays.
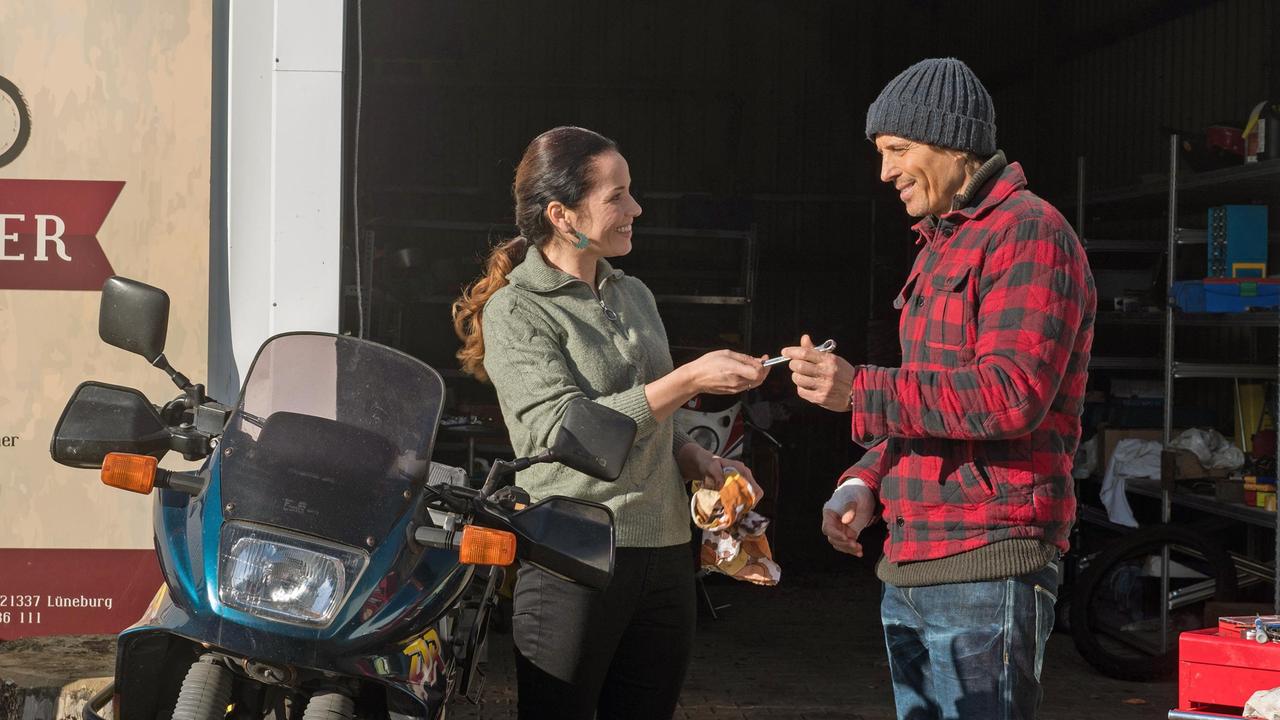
[[219, 333, 444, 549]]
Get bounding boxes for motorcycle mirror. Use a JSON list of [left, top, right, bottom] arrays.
[[510, 496, 615, 590], [548, 399, 636, 481], [99, 276, 170, 363], [50, 382, 171, 468]]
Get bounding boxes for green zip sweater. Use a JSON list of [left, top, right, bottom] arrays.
[[481, 246, 694, 548]]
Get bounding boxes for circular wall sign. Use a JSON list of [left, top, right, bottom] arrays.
[[0, 75, 32, 168]]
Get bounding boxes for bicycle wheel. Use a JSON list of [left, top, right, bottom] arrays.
[[1070, 524, 1236, 681]]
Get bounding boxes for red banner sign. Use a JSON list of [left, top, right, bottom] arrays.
[[0, 548, 163, 639], [0, 179, 123, 290]]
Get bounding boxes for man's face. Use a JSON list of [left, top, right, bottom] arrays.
[[874, 134, 969, 218]]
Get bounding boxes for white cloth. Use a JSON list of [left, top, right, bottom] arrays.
[[1099, 438, 1163, 528], [1170, 427, 1246, 470], [1245, 686, 1280, 719], [824, 477, 868, 513]]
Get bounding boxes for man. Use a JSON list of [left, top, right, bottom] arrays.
[[781, 58, 1095, 719]]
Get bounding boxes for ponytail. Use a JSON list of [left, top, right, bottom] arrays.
[[453, 126, 618, 382], [452, 236, 529, 381]]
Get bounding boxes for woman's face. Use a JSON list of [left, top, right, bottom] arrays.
[[571, 151, 643, 257]]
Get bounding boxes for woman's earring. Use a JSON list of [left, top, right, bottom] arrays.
[[573, 231, 590, 250]]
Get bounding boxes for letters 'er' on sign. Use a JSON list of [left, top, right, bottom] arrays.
[[0, 179, 123, 291]]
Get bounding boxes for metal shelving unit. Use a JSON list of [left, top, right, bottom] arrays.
[[1084, 239, 1167, 253], [1089, 356, 1163, 370], [1171, 362, 1276, 379], [1075, 155, 1280, 210], [1073, 138, 1280, 662], [1158, 134, 1280, 636], [1076, 155, 1168, 375], [356, 217, 758, 355], [1095, 312, 1280, 327]]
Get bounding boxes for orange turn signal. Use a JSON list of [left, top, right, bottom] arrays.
[[101, 452, 158, 494], [458, 526, 517, 566]]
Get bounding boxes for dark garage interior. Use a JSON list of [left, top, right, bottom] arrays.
[[338, 1, 1280, 714]]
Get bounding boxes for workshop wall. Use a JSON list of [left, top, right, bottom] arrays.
[[345, 0, 1278, 566]]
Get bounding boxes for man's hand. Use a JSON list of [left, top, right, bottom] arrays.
[[821, 479, 876, 557], [781, 334, 856, 412]]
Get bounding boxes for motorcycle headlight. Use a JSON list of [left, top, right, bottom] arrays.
[[218, 523, 368, 627]]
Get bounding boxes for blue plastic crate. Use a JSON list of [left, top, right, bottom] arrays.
[[1172, 279, 1280, 312], [1204, 278, 1280, 311], [1171, 280, 1206, 311]]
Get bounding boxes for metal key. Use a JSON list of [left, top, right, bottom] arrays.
[[762, 338, 836, 367]]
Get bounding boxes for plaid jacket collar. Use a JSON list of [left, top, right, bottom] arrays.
[[912, 151, 1022, 241]]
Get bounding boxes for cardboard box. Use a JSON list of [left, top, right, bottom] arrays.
[[1097, 427, 1162, 473], [1096, 426, 1230, 480], [1216, 476, 1246, 504]]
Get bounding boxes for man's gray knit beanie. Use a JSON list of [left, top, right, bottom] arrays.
[[865, 57, 996, 156]]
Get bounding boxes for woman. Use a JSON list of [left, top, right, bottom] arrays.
[[452, 126, 767, 719]]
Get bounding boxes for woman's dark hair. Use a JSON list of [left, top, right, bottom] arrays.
[[452, 126, 618, 381]]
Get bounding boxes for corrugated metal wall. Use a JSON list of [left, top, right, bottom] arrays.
[[351, 0, 1276, 360], [353, 0, 891, 371], [1061, 0, 1274, 193]]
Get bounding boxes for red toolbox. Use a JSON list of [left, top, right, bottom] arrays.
[[1178, 627, 1280, 714]]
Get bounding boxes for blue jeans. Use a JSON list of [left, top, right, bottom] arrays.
[[880, 561, 1060, 720]]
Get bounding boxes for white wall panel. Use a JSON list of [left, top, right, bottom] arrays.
[[221, 0, 343, 388]]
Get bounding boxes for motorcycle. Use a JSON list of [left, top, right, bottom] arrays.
[[673, 394, 779, 462], [52, 276, 636, 720]]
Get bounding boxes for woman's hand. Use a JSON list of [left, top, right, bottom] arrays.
[[644, 349, 767, 423], [677, 442, 763, 498], [680, 349, 768, 396]]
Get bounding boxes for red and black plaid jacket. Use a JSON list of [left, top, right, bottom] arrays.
[[844, 157, 1096, 563]]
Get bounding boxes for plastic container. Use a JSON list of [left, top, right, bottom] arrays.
[[1204, 279, 1280, 311], [1171, 280, 1206, 312], [1171, 279, 1280, 313]]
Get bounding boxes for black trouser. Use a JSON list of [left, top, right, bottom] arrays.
[[511, 543, 696, 720]]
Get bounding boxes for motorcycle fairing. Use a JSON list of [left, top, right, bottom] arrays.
[[218, 333, 446, 550], [111, 333, 473, 718], [117, 470, 472, 718]]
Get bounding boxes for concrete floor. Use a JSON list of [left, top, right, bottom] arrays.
[[453, 564, 1178, 720], [0, 565, 1179, 719]]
